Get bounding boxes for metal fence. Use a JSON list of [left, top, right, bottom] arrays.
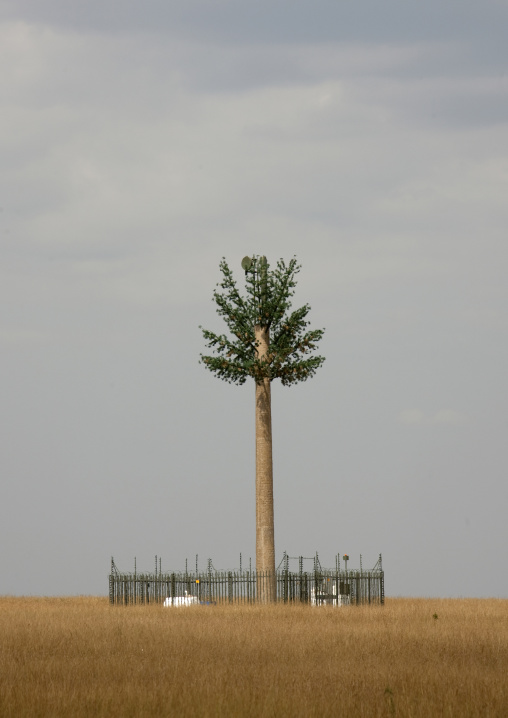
[[109, 554, 384, 606]]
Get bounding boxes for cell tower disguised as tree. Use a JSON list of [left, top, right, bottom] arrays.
[[200, 256, 325, 602]]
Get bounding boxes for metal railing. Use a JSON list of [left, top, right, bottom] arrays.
[[109, 555, 384, 606]]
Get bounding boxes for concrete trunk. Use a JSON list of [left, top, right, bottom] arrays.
[[255, 324, 276, 602]]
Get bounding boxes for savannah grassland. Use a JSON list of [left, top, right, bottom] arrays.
[[0, 597, 506, 717]]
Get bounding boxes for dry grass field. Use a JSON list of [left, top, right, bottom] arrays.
[[0, 597, 506, 717]]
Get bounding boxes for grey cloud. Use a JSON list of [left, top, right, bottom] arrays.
[[399, 409, 469, 425], [1, 0, 507, 599], [1, 0, 507, 46]]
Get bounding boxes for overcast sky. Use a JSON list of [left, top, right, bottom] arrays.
[[1, 1, 507, 598]]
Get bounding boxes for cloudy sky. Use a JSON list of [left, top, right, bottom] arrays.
[[1, 1, 507, 598]]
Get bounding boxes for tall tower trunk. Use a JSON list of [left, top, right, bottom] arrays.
[[255, 324, 276, 602]]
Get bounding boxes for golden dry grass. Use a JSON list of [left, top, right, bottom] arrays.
[[0, 597, 507, 717]]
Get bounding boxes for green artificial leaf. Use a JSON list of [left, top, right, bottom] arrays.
[[200, 256, 325, 386]]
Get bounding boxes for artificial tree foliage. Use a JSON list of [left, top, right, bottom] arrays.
[[200, 255, 325, 601]]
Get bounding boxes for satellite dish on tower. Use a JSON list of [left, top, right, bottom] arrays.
[[241, 256, 252, 272]]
